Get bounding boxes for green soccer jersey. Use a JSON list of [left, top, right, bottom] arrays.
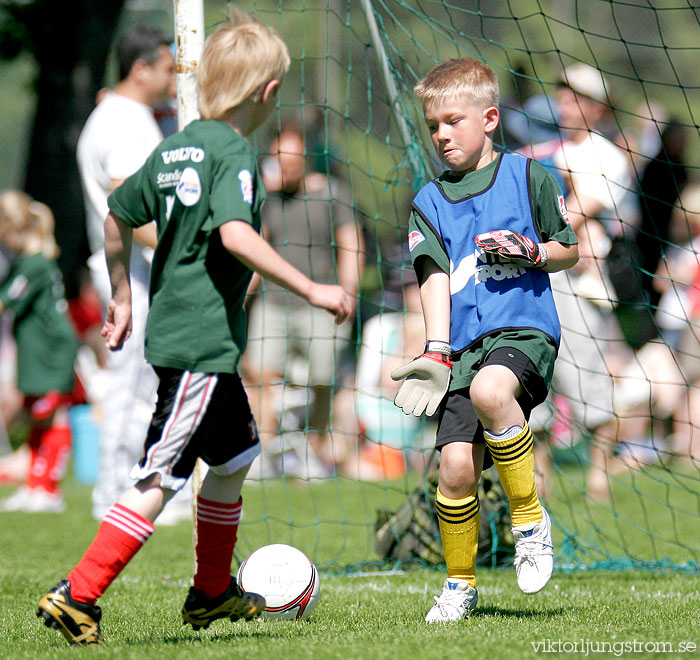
[[408, 153, 578, 390], [108, 119, 265, 373], [0, 253, 77, 396]]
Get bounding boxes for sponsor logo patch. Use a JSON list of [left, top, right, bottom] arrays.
[[238, 169, 254, 205], [408, 230, 426, 251], [175, 167, 202, 207], [557, 194, 569, 222], [450, 250, 526, 295], [7, 274, 28, 300], [161, 146, 205, 165], [156, 169, 182, 189]]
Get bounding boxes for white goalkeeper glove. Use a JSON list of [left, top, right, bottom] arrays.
[[475, 229, 548, 268], [391, 341, 453, 417]]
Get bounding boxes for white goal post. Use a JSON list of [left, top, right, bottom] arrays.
[[173, 0, 205, 131], [172, 0, 206, 558]]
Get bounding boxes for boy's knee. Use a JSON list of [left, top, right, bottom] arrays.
[[470, 366, 520, 423], [439, 477, 478, 500], [438, 453, 479, 499], [470, 382, 509, 420]]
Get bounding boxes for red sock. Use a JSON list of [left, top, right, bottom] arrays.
[[68, 504, 154, 604], [26, 427, 43, 487], [26, 424, 71, 494], [194, 496, 242, 599]]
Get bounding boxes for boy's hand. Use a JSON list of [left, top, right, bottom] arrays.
[[308, 283, 354, 324], [101, 297, 132, 350], [475, 229, 548, 268], [391, 352, 453, 417]]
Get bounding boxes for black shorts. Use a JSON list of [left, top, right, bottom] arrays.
[[131, 368, 260, 491], [435, 347, 547, 464]]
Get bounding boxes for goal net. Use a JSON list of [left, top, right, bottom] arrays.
[[192, 0, 699, 574]]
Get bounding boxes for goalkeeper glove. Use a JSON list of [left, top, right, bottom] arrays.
[[391, 341, 453, 417], [475, 229, 548, 268]]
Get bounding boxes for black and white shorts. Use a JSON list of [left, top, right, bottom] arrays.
[[129, 368, 260, 491], [436, 347, 546, 455]]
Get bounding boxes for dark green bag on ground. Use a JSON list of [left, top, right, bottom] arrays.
[[374, 450, 514, 567]]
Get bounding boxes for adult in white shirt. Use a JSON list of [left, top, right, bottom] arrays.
[[530, 64, 632, 501], [76, 25, 186, 521]]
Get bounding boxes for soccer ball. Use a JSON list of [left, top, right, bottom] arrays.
[[237, 544, 320, 621]]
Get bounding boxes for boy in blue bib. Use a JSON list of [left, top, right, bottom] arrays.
[[391, 58, 578, 622]]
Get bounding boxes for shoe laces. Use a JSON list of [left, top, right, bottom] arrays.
[[514, 546, 539, 569], [433, 589, 470, 616], [432, 596, 452, 618], [514, 528, 552, 567]]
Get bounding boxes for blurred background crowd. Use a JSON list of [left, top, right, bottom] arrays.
[[0, 0, 698, 516]]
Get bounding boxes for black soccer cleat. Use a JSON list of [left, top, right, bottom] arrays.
[[182, 576, 265, 630], [36, 580, 103, 646]]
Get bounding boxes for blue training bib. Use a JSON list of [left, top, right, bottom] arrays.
[[412, 153, 560, 353]]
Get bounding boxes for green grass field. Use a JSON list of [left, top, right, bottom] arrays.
[[1, 468, 698, 659]]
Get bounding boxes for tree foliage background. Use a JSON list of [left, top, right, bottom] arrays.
[[0, 0, 698, 295], [0, 0, 130, 292]]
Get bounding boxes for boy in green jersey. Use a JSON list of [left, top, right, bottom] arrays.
[[391, 58, 578, 622], [38, 14, 352, 646], [0, 191, 78, 514]]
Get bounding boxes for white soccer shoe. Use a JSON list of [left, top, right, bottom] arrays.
[[513, 507, 553, 594], [425, 578, 478, 623], [0, 486, 66, 513]]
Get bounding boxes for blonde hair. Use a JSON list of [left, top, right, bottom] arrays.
[[0, 190, 59, 259], [414, 58, 499, 110], [197, 11, 290, 120]]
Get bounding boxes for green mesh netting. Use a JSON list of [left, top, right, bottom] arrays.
[[202, 0, 699, 574]]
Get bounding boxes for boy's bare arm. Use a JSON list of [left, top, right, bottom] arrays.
[[540, 241, 578, 273], [110, 178, 158, 250], [391, 258, 453, 417], [418, 258, 451, 341], [335, 221, 365, 316], [102, 211, 133, 350], [219, 220, 353, 324]]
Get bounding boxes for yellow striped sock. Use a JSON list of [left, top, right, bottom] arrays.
[[484, 422, 542, 527], [435, 487, 479, 587]]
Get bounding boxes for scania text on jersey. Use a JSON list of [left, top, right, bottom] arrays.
[[156, 169, 182, 188]]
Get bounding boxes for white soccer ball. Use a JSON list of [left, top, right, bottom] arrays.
[[237, 544, 320, 621]]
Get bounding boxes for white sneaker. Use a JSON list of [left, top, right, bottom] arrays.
[[0, 486, 33, 511], [23, 488, 66, 513], [513, 507, 553, 594], [425, 578, 478, 623], [0, 486, 66, 513]]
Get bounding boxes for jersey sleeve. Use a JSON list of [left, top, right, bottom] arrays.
[[107, 160, 157, 228], [0, 258, 49, 317], [207, 150, 259, 230], [407, 206, 450, 279], [530, 160, 579, 246]]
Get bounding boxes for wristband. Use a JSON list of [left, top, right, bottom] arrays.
[[422, 352, 454, 368], [536, 243, 548, 268], [424, 340, 452, 356]]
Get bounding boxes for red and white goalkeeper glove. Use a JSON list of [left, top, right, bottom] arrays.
[[391, 341, 453, 417], [475, 229, 548, 268]]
